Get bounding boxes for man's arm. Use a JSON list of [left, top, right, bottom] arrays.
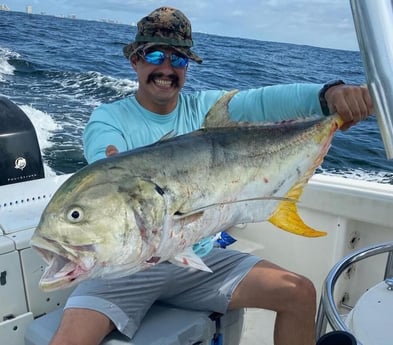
[[228, 82, 373, 130], [228, 83, 323, 123], [83, 108, 128, 163]]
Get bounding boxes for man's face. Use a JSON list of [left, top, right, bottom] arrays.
[[131, 47, 188, 114]]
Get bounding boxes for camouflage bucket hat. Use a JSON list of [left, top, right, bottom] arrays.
[[123, 7, 202, 64]]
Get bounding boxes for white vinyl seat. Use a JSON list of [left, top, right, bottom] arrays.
[[25, 303, 244, 345]]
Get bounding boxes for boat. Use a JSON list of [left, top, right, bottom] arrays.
[[1, 1, 392, 344], [1, 106, 392, 345]]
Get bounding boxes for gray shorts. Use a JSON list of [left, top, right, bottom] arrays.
[[65, 248, 261, 339]]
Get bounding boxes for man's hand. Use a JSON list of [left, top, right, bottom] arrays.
[[105, 145, 119, 157], [325, 84, 374, 130]]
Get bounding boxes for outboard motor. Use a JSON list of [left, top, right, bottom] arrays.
[[0, 96, 44, 186]]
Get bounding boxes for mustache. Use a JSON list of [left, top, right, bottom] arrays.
[[147, 72, 179, 86]]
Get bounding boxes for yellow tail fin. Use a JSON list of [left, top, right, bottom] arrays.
[[268, 178, 327, 237]]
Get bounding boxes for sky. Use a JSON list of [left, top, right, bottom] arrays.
[[7, 0, 361, 51]]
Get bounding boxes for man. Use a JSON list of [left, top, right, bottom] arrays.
[[50, 7, 373, 345]]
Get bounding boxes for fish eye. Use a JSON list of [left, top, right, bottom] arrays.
[[66, 206, 84, 223]]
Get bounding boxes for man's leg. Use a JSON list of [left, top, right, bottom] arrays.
[[228, 260, 316, 345], [49, 262, 176, 345], [50, 308, 115, 345]]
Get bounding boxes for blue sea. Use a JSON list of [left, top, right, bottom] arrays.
[[1, 11, 392, 183]]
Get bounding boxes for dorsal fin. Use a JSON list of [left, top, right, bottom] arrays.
[[203, 90, 238, 128]]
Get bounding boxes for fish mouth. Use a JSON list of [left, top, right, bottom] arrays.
[[31, 240, 97, 291]]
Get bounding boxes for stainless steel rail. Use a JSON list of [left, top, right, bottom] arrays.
[[350, 0, 393, 159], [316, 241, 393, 345], [315, 1, 393, 343]]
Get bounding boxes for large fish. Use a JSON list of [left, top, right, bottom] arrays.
[[31, 91, 343, 291]]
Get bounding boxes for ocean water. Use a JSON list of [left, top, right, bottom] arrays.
[[1, 11, 392, 183]]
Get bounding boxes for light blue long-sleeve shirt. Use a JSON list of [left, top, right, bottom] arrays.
[[83, 83, 325, 256], [84, 84, 324, 163]]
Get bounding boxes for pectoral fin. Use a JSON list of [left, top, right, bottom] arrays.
[[169, 247, 213, 272]]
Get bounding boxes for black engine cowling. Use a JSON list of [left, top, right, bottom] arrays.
[[0, 97, 45, 186]]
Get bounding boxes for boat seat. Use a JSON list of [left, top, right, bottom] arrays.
[[345, 280, 393, 345], [25, 302, 244, 345], [316, 240, 393, 345]]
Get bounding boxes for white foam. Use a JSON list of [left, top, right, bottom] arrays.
[[19, 105, 60, 150], [0, 47, 16, 81], [59, 71, 138, 107], [320, 167, 393, 184], [19, 104, 61, 177]]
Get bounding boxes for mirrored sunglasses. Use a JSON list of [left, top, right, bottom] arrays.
[[139, 50, 189, 68]]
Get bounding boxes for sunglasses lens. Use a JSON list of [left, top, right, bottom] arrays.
[[171, 55, 188, 68], [144, 51, 165, 65], [143, 51, 188, 68]]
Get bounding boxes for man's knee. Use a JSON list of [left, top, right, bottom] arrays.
[[286, 274, 316, 309], [50, 308, 114, 345]]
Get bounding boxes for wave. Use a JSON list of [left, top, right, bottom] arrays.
[[2, 11, 392, 181], [318, 167, 393, 185], [18, 104, 61, 177], [0, 47, 17, 80], [20, 104, 61, 150], [58, 71, 138, 104]]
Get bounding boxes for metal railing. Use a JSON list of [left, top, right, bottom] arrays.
[[316, 241, 393, 345], [350, 0, 393, 159]]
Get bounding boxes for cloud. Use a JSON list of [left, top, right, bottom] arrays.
[[9, 0, 359, 50]]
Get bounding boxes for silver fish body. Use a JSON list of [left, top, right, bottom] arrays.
[[31, 94, 342, 291]]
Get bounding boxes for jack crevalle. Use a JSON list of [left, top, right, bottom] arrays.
[[31, 91, 343, 291]]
